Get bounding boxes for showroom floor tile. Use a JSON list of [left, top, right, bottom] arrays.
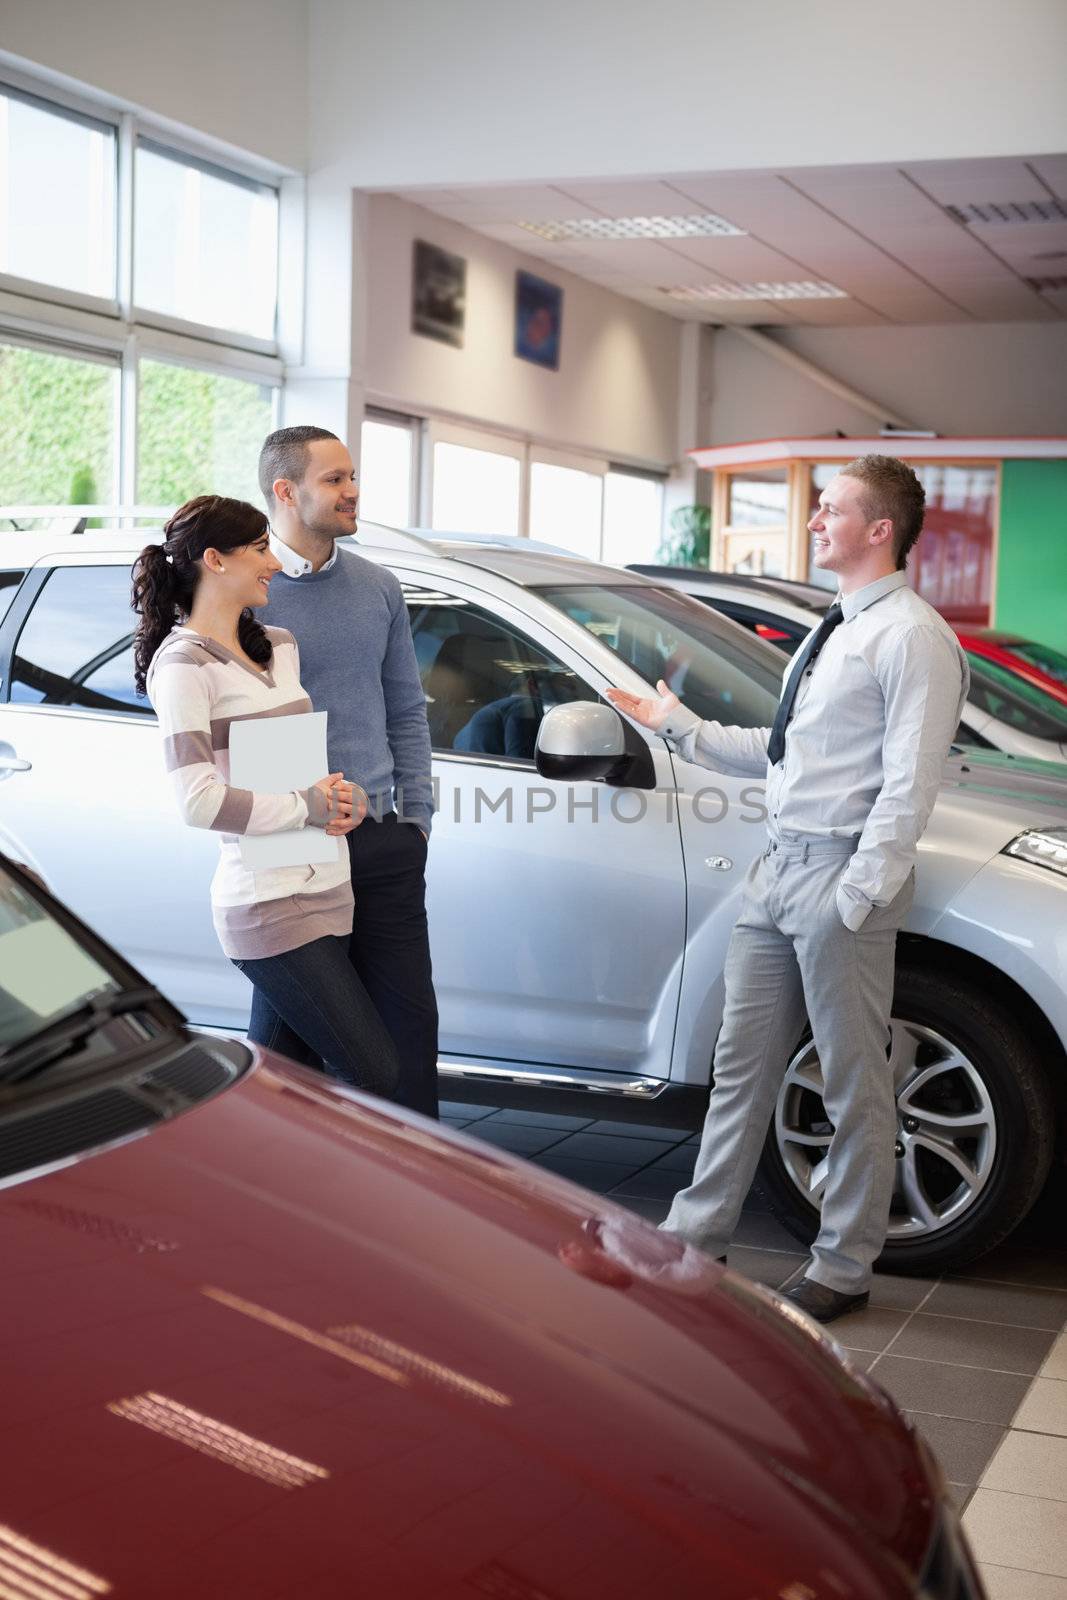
[[442, 1098, 1067, 1582]]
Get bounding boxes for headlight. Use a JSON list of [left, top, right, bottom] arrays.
[[1002, 828, 1067, 878]]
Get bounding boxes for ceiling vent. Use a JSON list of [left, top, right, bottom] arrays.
[[517, 213, 745, 242], [947, 200, 1067, 225], [663, 280, 848, 302]]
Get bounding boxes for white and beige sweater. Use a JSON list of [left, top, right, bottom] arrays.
[[146, 625, 354, 960]]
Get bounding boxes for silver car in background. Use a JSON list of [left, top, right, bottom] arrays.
[[631, 563, 1067, 765], [1, 519, 1066, 1275]]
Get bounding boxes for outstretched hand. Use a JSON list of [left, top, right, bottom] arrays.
[[605, 679, 680, 732]]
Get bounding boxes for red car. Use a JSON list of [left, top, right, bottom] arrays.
[[955, 629, 1067, 707], [0, 857, 983, 1599]]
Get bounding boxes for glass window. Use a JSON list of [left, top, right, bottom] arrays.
[[0, 87, 116, 300], [538, 583, 782, 730], [807, 462, 996, 622], [0, 572, 25, 629], [0, 867, 118, 1051], [0, 341, 118, 508], [964, 658, 1067, 743], [431, 442, 521, 536], [529, 462, 603, 559], [359, 417, 414, 527], [9, 566, 150, 715], [727, 471, 788, 529], [137, 359, 275, 506], [134, 142, 278, 340], [601, 470, 664, 567], [405, 586, 596, 757], [713, 600, 811, 656], [1005, 639, 1067, 688], [723, 530, 787, 578]]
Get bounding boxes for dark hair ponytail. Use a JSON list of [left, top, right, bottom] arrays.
[[132, 494, 273, 696]]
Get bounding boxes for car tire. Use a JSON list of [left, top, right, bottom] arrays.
[[754, 961, 1056, 1276]]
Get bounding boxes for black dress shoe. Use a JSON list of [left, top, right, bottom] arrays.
[[782, 1278, 870, 1324]]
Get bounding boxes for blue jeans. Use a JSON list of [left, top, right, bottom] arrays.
[[240, 814, 439, 1118], [234, 934, 399, 1099]]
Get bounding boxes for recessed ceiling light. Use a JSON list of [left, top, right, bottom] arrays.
[[946, 200, 1067, 225], [517, 213, 745, 242], [662, 280, 848, 302]]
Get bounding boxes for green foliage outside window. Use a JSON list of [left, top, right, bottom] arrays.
[[137, 360, 274, 508], [0, 343, 115, 509], [657, 503, 711, 567]]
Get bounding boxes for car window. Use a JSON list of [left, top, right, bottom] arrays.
[[954, 720, 995, 749], [1007, 639, 1067, 689], [8, 566, 152, 716], [965, 656, 1067, 743], [537, 583, 783, 730], [709, 598, 810, 657], [404, 585, 597, 759], [0, 869, 119, 1050], [0, 570, 25, 629]]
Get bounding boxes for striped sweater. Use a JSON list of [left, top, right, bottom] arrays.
[[146, 625, 354, 960]]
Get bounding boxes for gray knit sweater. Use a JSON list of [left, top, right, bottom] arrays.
[[261, 547, 435, 834]]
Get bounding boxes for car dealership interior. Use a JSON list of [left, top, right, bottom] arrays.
[[0, 2, 1066, 1596]]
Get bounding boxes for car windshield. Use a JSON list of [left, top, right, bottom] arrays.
[[0, 868, 121, 1053], [965, 656, 1067, 743], [1007, 639, 1067, 689], [536, 583, 783, 729]]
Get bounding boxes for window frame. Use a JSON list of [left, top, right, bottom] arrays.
[[0, 66, 291, 522], [0, 73, 122, 317], [131, 135, 282, 355], [401, 575, 600, 768], [0, 557, 155, 722], [360, 407, 421, 529], [392, 561, 619, 774]]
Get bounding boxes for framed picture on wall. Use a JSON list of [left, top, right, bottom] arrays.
[[412, 240, 467, 348], [515, 271, 562, 370]]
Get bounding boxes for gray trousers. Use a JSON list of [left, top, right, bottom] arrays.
[[663, 835, 913, 1292]]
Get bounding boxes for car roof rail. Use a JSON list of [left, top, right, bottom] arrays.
[[0, 504, 174, 534], [351, 521, 441, 555], [419, 528, 582, 558]]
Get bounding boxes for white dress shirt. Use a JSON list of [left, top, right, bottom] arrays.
[[268, 529, 338, 577], [662, 571, 969, 931]]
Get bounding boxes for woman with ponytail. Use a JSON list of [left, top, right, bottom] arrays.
[[132, 495, 399, 1100]]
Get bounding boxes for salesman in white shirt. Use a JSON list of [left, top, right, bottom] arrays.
[[608, 455, 969, 1323]]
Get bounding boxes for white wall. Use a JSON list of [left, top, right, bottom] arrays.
[[363, 194, 682, 467], [308, 0, 1067, 186], [0, 0, 308, 169], [703, 323, 1067, 445]]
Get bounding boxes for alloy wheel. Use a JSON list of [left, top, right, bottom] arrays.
[[774, 1018, 998, 1239]]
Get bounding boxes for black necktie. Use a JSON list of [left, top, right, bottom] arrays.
[[767, 602, 844, 766]]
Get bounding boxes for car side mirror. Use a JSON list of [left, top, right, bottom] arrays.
[[535, 702, 654, 788]]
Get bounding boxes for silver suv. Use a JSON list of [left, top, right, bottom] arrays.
[[2, 520, 1066, 1274]]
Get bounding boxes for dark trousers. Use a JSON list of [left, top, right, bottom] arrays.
[[246, 813, 440, 1118], [236, 935, 400, 1099]]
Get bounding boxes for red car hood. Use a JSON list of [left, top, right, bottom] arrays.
[[0, 1051, 937, 1598]]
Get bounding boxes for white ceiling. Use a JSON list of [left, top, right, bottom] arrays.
[[394, 155, 1067, 326]]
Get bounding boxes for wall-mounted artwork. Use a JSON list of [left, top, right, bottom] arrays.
[[412, 240, 467, 348], [515, 270, 562, 370]]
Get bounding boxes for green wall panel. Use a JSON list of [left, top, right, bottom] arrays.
[[995, 461, 1067, 650]]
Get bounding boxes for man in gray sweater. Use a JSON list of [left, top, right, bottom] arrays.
[[258, 425, 438, 1117]]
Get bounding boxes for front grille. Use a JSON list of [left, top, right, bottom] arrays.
[[918, 1505, 984, 1599]]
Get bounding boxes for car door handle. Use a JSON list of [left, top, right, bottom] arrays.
[[0, 755, 31, 773]]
